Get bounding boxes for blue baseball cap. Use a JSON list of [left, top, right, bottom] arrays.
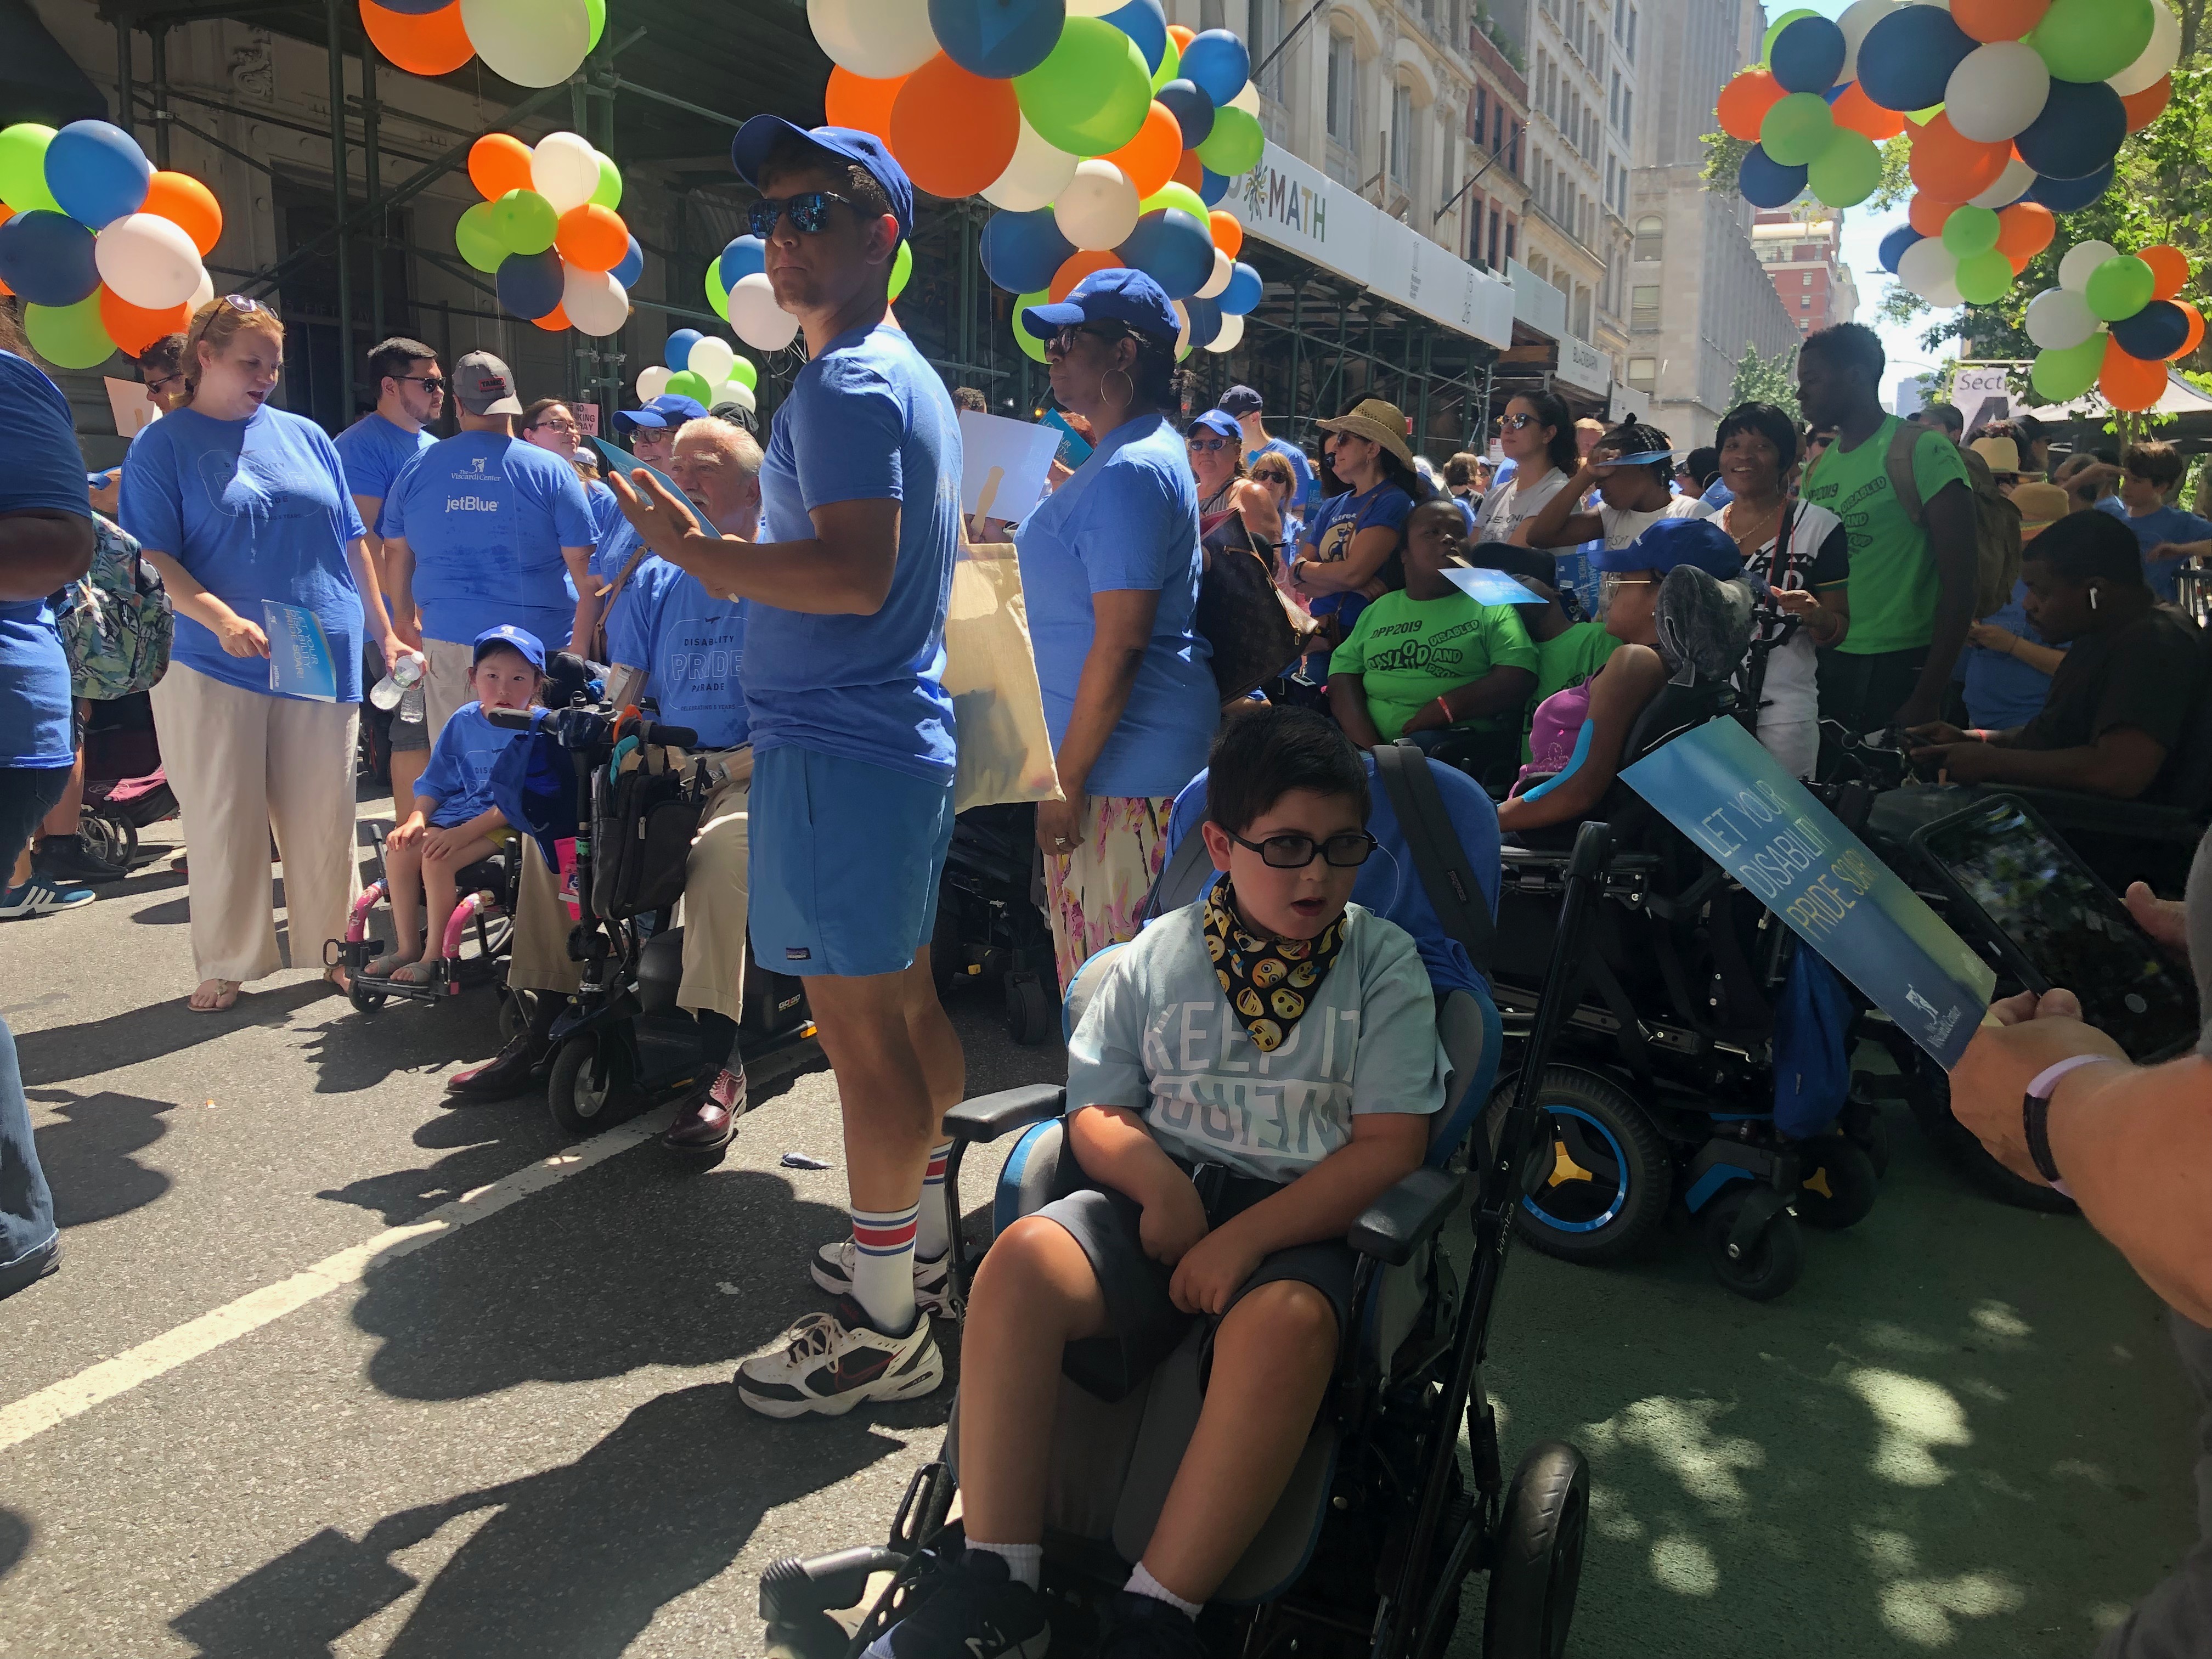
[[618, 393, 708, 432], [731, 118, 913, 240], [1022, 267, 1179, 342], [1188, 409, 1240, 442], [1592, 515, 1744, 578], [473, 624, 546, 671]]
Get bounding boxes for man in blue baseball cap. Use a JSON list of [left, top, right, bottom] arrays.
[[612, 116, 962, 1420], [616, 393, 709, 475]]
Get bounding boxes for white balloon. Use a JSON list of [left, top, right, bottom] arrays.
[[1172, 299, 1190, 356], [1053, 160, 1141, 252], [563, 266, 630, 337], [1837, 0, 1896, 84], [1197, 249, 1233, 299], [1204, 311, 1244, 353], [637, 364, 674, 400], [459, 0, 592, 88], [95, 212, 205, 308], [532, 132, 602, 215], [2109, 0, 2181, 97], [805, 0, 938, 79], [1898, 236, 1961, 306], [1969, 156, 2037, 209], [718, 380, 758, 414], [188, 267, 215, 311], [728, 271, 800, 351], [2024, 286, 2099, 352], [1944, 42, 2050, 144], [1230, 81, 1260, 117], [687, 335, 737, 384], [981, 116, 1080, 213], [2059, 240, 2118, 293]]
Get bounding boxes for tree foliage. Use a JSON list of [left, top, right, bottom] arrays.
[[1729, 344, 1801, 420]]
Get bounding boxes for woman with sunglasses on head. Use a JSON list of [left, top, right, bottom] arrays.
[[120, 295, 400, 1013], [1015, 269, 1220, 986], [1287, 397, 1426, 645], [1471, 390, 1577, 549]]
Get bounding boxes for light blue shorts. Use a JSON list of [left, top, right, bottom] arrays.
[[748, 746, 957, 979]]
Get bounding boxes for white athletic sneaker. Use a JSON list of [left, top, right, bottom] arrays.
[[811, 1239, 954, 1317], [736, 1298, 945, 1419]]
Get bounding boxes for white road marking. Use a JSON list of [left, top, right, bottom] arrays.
[[0, 1106, 673, 1454]]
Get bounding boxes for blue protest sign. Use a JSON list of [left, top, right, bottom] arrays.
[[1442, 566, 1546, 606], [262, 600, 338, 702], [1039, 407, 1094, 470], [1622, 718, 1995, 1070]]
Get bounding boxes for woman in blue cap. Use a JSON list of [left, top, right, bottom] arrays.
[[1015, 267, 1219, 986]]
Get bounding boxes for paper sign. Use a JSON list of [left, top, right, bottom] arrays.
[[960, 410, 1062, 521], [1622, 718, 1996, 1070], [1442, 566, 1546, 605], [1039, 407, 1094, 470], [263, 601, 339, 702], [572, 403, 600, 437], [105, 377, 160, 438]]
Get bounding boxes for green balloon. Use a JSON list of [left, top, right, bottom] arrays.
[[2032, 332, 2107, 403], [1941, 205, 2002, 258], [727, 354, 758, 391], [492, 188, 558, 255], [1015, 18, 1153, 159], [1955, 249, 2015, 306], [591, 153, 622, 210], [890, 240, 913, 302], [1807, 129, 1881, 208], [455, 202, 506, 273], [2085, 254, 2157, 322], [2030, 0, 2154, 85], [1761, 7, 1820, 66], [0, 123, 60, 214], [664, 369, 713, 404], [24, 293, 114, 370], [1760, 93, 1835, 168], [1014, 287, 1049, 364], [1141, 181, 1209, 222], [1195, 106, 1263, 176], [706, 258, 730, 321], [1150, 33, 1180, 94], [584, 0, 605, 50]]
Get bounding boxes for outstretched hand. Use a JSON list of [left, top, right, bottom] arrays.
[[607, 467, 708, 562]]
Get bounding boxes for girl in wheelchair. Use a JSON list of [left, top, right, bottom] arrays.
[[864, 709, 1447, 1659]]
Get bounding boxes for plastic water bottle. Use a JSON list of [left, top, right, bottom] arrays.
[[370, 651, 425, 713], [397, 682, 426, 726]]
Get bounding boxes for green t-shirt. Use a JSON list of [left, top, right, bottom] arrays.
[[1798, 416, 1970, 657], [1523, 620, 1620, 760], [1329, 588, 1538, 740]]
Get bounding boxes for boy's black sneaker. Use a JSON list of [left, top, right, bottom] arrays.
[[860, 1549, 1049, 1659], [1096, 1590, 1207, 1659], [34, 835, 125, 884]]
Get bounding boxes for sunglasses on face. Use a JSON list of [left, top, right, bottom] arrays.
[[747, 189, 861, 238], [144, 373, 182, 395], [1499, 412, 1537, 430], [1187, 435, 1233, 452], [1227, 830, 1379, 868], [1043, 323, 1128, 358], [399, 374, 447, 394]]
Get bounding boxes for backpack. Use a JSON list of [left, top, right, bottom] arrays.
[[1809, 424, 2019, 618], [55, 515, 173, 701]]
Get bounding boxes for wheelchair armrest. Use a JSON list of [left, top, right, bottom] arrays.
[[942, 1084, 1068, 1144], [1347, 1167, 1463, 1266]]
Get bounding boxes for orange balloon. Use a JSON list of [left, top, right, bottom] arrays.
[[890, 54, 1019, 200], [1995, 202, 2055, 263], [1909, 114, 2011, 202], [1831, 82, 1905, 142], [1166, 23, 1196, 50], [1950, 0, 2050, 42], [1105, 102, 1183, 199], [362, 0, 475, 78], [1209, 209, 1243, 258], [555, 204, 629, 272], [1908, 194, 1959, 236], [2123, 76, 2171, 132], [825, 65, 906, 142], [2140, 244, 2190, 302], [141, 171, 222, 256], [469, 134, 535, 202], [2102, 335, 2168, 410], [533, 303, 572, 334], [99, 287, 191, 357], [1172, 147, 1204, 191], [1716, 69, 1786, 143], [2171, 302, 2205, 361], [1050, 249, 1118, 303]]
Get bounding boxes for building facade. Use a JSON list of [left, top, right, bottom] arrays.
[[1752, 208, 1861, 338]]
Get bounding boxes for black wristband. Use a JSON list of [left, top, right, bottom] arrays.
[[2021, 1090, 2063, 1184]]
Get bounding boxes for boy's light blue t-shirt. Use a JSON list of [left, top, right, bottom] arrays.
[[380, 431, 596, 648], [415, 702, 530, 828], [119, 404, 369, 701], [606, 554, 751, 752], [1068, 902, 1447, 1186], [1018, 413, 1218, 799], [754, 323, 958, 782], [0, 351, 93, 768], [331, 412, 433, 508], [2096, 496, 2212, 606]]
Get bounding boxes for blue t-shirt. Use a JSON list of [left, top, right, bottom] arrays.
[[380, 432, 596, 649], [1017, 413, 1218, 799], [331, 412, 433, 513], [1249, 435, 1317, 510], [1960, 578, 2065, 731], [0, 352, 92, 769], [2096, 496, 2212, 605], [1300, 479, 1415, 630], [415, 702, 531, 828], [120, 404, 369, 702], [754, 323, 958, 781], [605, 554, 751, 751], [586, 478, 623, 543]]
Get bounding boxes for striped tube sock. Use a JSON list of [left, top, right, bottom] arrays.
[[848, 1202, 920, 1335], [915, 1142, 954, 1260]]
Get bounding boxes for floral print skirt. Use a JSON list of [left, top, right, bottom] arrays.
[[1041, 794, 1176, 989]]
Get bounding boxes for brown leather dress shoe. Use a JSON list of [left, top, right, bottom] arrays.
[[445, 1032, 547, 1101], [663, 1065, 746, 1150]]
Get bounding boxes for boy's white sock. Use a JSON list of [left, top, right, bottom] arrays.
[[847, 1202, 919, 1335], [915, 1141, 954, 1259], [1125, 1562, 1201, 1619], [966, 1539, 1042, 1591]]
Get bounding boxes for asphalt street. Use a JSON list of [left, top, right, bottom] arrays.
[[0, 814, 2199, 1658]]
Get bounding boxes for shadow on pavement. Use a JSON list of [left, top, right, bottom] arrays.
[[0, 1507, 29, 1584], [298, 992, 509, 1096], [14, 980, 331, 1088], [24, 1088, 177, 1226]]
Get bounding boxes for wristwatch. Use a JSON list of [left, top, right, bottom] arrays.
[[2021, 1054, 2107, 1184]]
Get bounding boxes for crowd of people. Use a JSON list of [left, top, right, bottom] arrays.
[[2, 112, 2211, 1659]]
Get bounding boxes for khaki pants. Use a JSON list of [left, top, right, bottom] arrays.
[[150, 661, 362, 985], [420, 636, 476, 743]]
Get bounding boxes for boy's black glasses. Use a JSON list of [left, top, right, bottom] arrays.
[[1227, 830, 1378, 868], [747, 190, 861, 237]]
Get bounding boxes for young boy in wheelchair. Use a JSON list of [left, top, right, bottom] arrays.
[[868, 708, 1448, 1659], [368, 625, 543, 984]]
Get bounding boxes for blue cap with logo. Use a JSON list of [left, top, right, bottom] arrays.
[[730, 119, 914, 240], [1187, 409, 1240, 442], [1022, 267, 1180, 341], [473, 624, 546, 672], [618, 393, 709, 432], [1593, 514, 1744, 578]]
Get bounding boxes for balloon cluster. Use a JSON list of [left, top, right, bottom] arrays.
[[2025, 241, 2200, 411], [635, 329, 762, 415], [1718, 0, 2177, 308], [360, 0, 603, 91], [456, 132, 639, 337], [0, 120, 222, 370], [699, 230, 913, 354], [810, 0, 1266, 359]]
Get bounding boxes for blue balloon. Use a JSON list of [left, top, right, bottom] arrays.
[[1118, 207, 1215, 301], [1219, 259, 1263, 315], [664, 328, 704, 371], [1854, 5, 1975, 114], [1737, 146, 1808, 210], [929, 0, 1066, 81], [0, 210, 98, 307], [1877, 225, 1923, 277], [497, 250, 565, 321], [44, 120, 150, 229], [1179, 29, 1251, 108], [2112, 300, 2190, 362], [719, 234, 765, 288], [1769, 15, 1845, 95], [1103, 0, 1167, 75], [980, 207, 1075, 294], [2025, 163, 2114, 213], [1199, 167, 1232, 207], [1155, 78, 1216, 148], [612, 235, 644, 290], [2015, 80, 2125, 182], [1183, 294, 1222, 351]]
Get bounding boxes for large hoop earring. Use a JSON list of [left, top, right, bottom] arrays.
[[1101, 367, 1135, 408]]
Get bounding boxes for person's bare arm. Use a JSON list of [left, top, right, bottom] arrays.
[[2148, 538, 2212, 563], [343, 537, 400, 672], [0, 509, 95, 602], [1496, 646, 1667, 831], [1327, 673, 1389, 749], [1293, 525, 1403, 595], [351, 493, 386, 572], [381, 534, 422, 651], [612, 469, 899, 614], [1775, 583, 1849, 650], [561, 544, 596, 654], [142, 546, 268, 657], [1233, 479, 1282, 545], [1400, 665, 1537, 733], [1910, 726, 2168, 798], [1522, 467, 1605, 549], [1068, 1102, 1211, 1266], [1966, 620, 2061, 675], [1897, 479, 1978, 729]]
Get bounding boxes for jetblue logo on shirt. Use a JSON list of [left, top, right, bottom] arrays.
[[446, 495, 501, 512]]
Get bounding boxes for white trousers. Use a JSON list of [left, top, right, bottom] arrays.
[[1756, 719, 1820, 782], [150, 661, 362, 984]]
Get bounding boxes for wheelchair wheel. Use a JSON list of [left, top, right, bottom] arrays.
[[1481, 1441, 1587, 1659], [1005, 972, 1052, 1046], [1701, 1189, 1804, 1301], [1486, 1067, 1669, 1264], [547, 1032, 639, 1136], [1794, 1135, 1878, 1231], [1906, 1058, 2078, 1215], [348, 980, 388, 1015]]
